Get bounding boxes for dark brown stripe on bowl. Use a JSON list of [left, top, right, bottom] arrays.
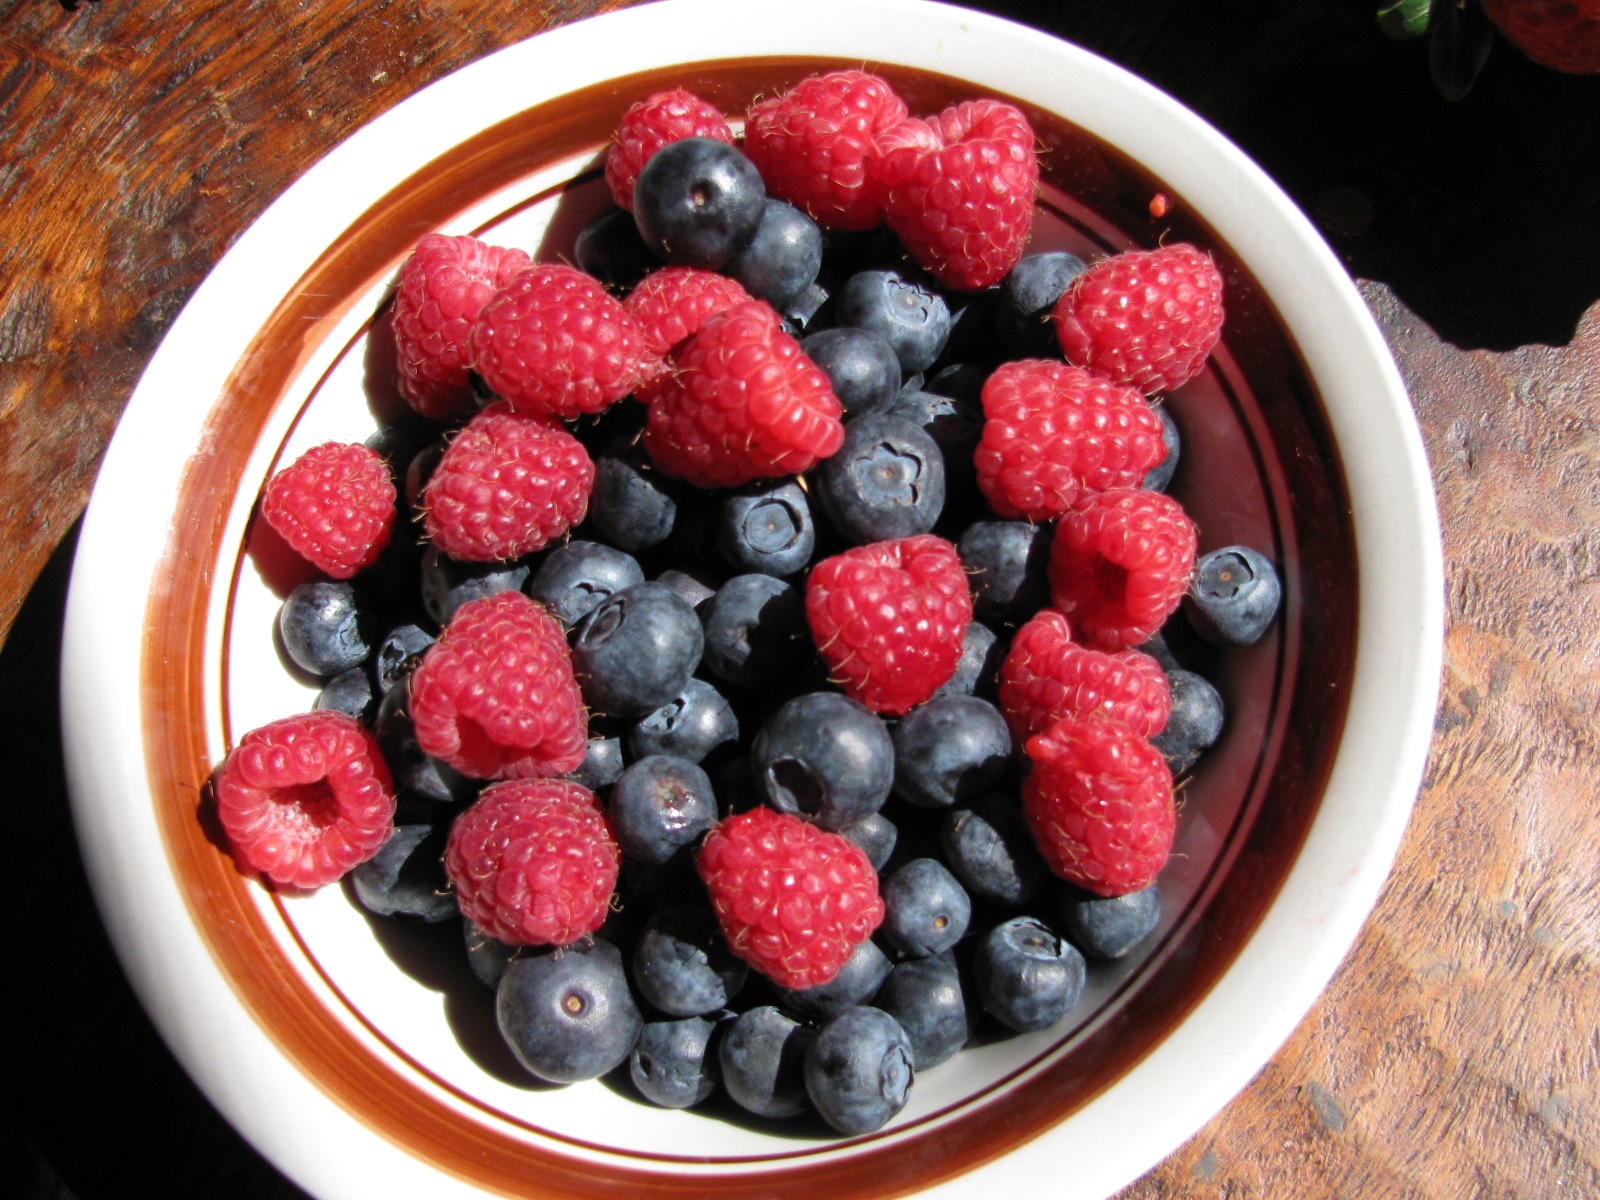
[[141, 55, 1355, 1198]]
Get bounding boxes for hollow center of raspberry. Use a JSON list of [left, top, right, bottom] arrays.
[[271, 780, 341, 835], [454, 716, 509, 770]]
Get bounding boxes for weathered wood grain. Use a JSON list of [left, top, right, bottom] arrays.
[[2, 1, 1597, 1197]]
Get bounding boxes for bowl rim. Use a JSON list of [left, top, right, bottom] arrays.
[[61, 2, 1444, 1198]]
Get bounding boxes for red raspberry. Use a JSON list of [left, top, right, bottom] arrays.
[[1481, 0, 1600, 74], [605, 88, 738, 211], [1022, 713, 1176, 897], [623, 265, 753, 362], [1048, 488, 1197, 651], [470, 262, 648, 420], [422, 403, 594, 563], [409, 591, 588, 781], [1053, 243, 1225, 395], [391, 233, 532, 423], [261, 441, 396, 579], [697, 806, 885, 990], [641, 300, 844, 489], [872, 98, 1040, 291], [743, 70, 909, 231], [805, 534, 973, 717], [213, 710, 396, 890], [996, 608, 1171, 744], [973, 359, 1168, 523], [443, 778, 620, 946]]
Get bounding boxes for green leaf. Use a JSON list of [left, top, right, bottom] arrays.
[[1377, 0, 1433, 40]]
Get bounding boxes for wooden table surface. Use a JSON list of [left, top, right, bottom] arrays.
[[3, 1, 1597, 1197]]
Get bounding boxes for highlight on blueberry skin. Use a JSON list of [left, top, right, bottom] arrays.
[[607, 754, 718, 867], [804, 1005, 916, 1135], [1184, 544, 1282, 646]]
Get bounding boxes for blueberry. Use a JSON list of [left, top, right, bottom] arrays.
[[632, 137, 766, 269], [374, 677, 479, 805], [630, 1015, 722, 1109], [607, 754, 718, 867], [750, 692, 895, 831], [632, 907, 748, 1017], [464, 919, 518, 991], [628, 678, 740, 764], [881, 858, 971, 958], [373, 622, 435, 695], [654, 568, 719, 613], [1184, 545, 1282, 646], [496, 938, 643, 1084], [934, 621, 1004, 699], [723, 198, 823, 310], [804, 1006, 915, 1135], [958, 520, 1052, 621], [813, 412, 946, 543], [1149, 668, 1226, 773], [719, 1006, 814, 1119], [940, 793, 1050, 907], [315, 667, 375, 723], [971, 916, 1086, 1033], [420, 547, 530, 627], [525, 540, 645, 631], [1060, 885, 1162, 960], [875, 950, 972, 1070], [573, 582, 704, 717], [715, 478, 815, 577], [698, 573, 808, 690], [588, 437, 679, 553], [566, 734, 626, 792], [840, 810, 898, 872], [773, 938, 893, 1021], [891, 695, 1011, 809], [278, 580, 370, 677], [1143, 403, 1181, 493], [348, 824, 456, 923], [1137, 629, 1182, 674], [837, 269, 953, 373], [801, 326, 902, 418], [573, 205, 656, 290], [994, 251, 1086, 357]]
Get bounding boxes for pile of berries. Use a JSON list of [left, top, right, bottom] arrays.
[[214, 69, 1283, 1136]]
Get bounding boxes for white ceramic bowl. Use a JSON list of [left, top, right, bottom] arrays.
[[61, 2, 1443, 1197]]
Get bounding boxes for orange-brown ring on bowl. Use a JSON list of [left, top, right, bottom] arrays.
[[142, 56, 1355, 1200]]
